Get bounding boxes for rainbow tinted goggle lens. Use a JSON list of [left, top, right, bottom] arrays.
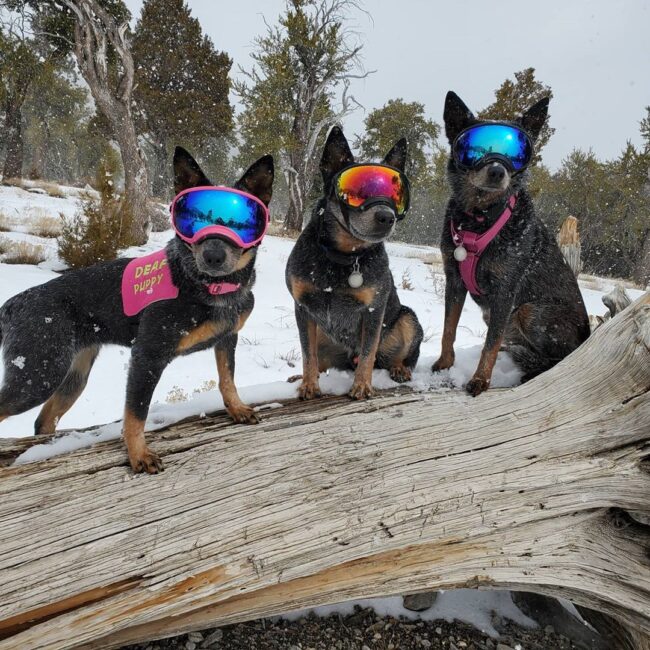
[[453, 123, 533, 172], [334, 164, 410, 217], [170, 186, 269, 248]]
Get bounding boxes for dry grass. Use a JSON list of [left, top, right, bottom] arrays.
[[2, 177, 66, 199], [1, 177, 26, 189], [0, 211, 12, 232], [429, 266, 446, 299], [0, 236, 10, 255], [278, 347, 301, 368], [401, 268, 414, 291], [165, 386, 190, 403], [267, 220, 299, 239], [37, 181, 66, 199], [28, 213, 62, 238], [2, 241, 46, 265]]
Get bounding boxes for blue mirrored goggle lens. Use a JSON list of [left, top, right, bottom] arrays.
[[454, 124, 532, 171], [173, 189, 266, 244]]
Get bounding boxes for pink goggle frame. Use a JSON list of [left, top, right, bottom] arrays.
[[169, 186, 270, 249]]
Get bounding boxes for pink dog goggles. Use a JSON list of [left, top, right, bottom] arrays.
[[170, 186, 269, 248]]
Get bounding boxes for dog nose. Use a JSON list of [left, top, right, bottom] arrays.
[[375, 210, 395, 226], [487, 163, 506, 183], [202, 247, 226, 267]]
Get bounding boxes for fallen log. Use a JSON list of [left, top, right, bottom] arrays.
[[0, 294, 648, 650]]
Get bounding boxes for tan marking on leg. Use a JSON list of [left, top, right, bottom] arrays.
[[298, 318, 321, 400], [289, 276, 316, 304], [512, 303, 534, 333], [123, 409, 162, 474], [233, 249, 255, 271], [466, 336, 504, 397], [348, 286, 377, 306], [215, 347, 258, 424], [433, 302, 463, 371], [349, 314, 383, 400], [176, 321, 226, 353], [0, 414, 7, 424], [379, 314, 417, 383], [35, 346, 98, 435], [235, 309, 252, 333]]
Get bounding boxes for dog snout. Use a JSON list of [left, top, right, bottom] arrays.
[[202, 245, 226, 268], [375, 209, 396, 227], [486, 163, 506, 184]]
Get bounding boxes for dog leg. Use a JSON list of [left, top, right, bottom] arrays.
[[466, 300, 512, 397], [123, 346, 168, 474], [376, 307, 423, 383], [432, 276, 467, 372], [34, 346, 99, 435], [295, 305, 322, 400], [216, 334, 259, 424], [349, 306, 385, 400]]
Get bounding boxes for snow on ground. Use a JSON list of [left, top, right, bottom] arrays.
[[1, 181, 627, 636]]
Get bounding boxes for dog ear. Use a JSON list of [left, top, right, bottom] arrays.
[[382, 138, 407, 172], [173, 146, 211, 194], [320, 126, 355, 186], [236, 154, 274, 206], [444, 91, 475, 143], [520, 96, 550, 141]]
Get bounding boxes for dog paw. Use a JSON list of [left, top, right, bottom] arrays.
[[298, 382, 322, 400], [130, 447, 164, 474], [432, 355, 454, 372], [349, 381, 375, 400], [287, 374, 303, 383], [389, 365, 412, 383], [228, 404, 260, 425], [466, 376, 489, 397]]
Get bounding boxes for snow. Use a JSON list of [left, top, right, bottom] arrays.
[[0, 181, 640, 636]]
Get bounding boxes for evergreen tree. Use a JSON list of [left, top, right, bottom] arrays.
[[132, 0, 233, 197], [480, 68, 554, 161], [236, 0, 369, 231]]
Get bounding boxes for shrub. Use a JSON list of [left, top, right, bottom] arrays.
[[0, 212, 11, 232], [58, 156, 133, 268], [0, 236, 9, 255], [28, 212, 62, 238], [2, 241, 47, 265]]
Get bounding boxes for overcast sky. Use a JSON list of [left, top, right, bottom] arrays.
[[124, 0, 650, 170]]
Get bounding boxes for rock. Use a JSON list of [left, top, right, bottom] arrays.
[[188, 632, 204, 643], [200, 629, 223, 648], [403, 592, 438, 612], [496, 644, 514, 650], [435, 627, 443, 635], [184, 641, 196, 650], [420, 641, 432, 648], [544, 624, 555, 635]]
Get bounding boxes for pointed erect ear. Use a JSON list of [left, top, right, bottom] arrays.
[[173, 146, 211, 194], [320, 126, 355, 186], [382, 138, 408, 172], [443, 91, 475, 143], [236, 154, 274, 206], [520, 96, 550, 141]]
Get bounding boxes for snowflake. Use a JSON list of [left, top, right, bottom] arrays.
[[11, 356, 26, 369]]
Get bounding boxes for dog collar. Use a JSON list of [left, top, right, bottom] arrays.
[[205, 282, 240, 295], [450, 194, 517, 296]]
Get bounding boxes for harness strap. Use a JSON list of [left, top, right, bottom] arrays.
[[450, 194, 516, 296]]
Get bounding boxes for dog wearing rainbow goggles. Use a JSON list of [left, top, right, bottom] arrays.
[[0, 147, 273, 473], [286, 126, 423, 400], [433, 92, 589, 395]]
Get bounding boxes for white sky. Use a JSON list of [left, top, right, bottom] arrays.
[[124, 0, 650, 170]]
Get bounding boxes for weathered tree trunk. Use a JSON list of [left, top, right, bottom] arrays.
[[63, 0, 150, 245], [2, 96, 27, 180], [0, 294, 648, 650], [557, 215, 582, 277]]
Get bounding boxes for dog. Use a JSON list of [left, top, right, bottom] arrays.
[[432, 91, 590, 395], [286, 126, 423, 400], [0, 147, 273, 473]]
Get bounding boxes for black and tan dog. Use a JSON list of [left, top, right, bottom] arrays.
[[433, 92, 590, 395], [0, 148, 273, 473], [286, 127, 423, 400]]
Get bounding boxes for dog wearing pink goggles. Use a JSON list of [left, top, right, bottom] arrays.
[[169, 147, 272, 279]]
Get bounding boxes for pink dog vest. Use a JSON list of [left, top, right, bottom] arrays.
[[122, 249, 242, 316], [122, 249, 179, 316]]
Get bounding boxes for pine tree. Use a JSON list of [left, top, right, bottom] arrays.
[[479, 68, 554, 162], [132, 0, 233, 197]]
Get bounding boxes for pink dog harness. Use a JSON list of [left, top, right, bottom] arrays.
[[450, 194, 516, 296], [121, 249, 240, 316]]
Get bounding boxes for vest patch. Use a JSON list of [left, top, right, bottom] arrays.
[[122, 249, 179, 316]]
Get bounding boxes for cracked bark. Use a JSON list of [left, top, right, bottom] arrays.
[[0, 294, 648, 650]]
